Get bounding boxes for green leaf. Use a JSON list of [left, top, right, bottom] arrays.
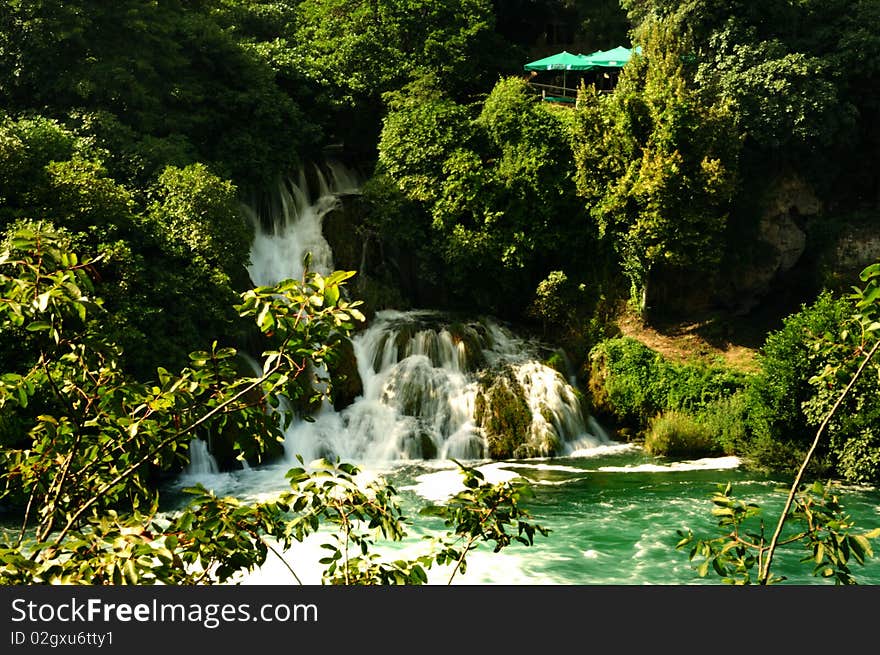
[[858, 285, 880, 308], [256, 303, 273, 332], [859, 263, 880, 281], [25, 321, 51, 332], [852, 535, 873, 559], [696, 559, 710, 577], [323, 284, 340, 306]]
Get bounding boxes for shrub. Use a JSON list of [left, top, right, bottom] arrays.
[[696, 391, 752, 456], [645, 410, 721, 458], [747, 291, 851, 449], [588, 337, 750, 430]]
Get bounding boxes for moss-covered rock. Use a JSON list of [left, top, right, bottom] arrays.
[[475, 369, 532, 459], [474, 365, 562, 459], [326, 335, 363, 411]]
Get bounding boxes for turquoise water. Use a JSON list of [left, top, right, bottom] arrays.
[[176, 442, 880, 586]]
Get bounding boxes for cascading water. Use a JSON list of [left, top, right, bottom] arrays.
[[244, 161, 359, 285], [239, 161, 610, 466], [183, 438, 219, 476], [282, 310, 609, 463]]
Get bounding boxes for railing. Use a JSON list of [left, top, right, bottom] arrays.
[[526, 81, 613, 104], [528, 82, 576, 98]]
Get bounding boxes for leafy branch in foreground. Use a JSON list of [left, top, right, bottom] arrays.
[[248, 457, 548, 586], [132, 457, 549, 587], [677, 481, 880, 585], [0, 223, 360, 583], [423, 462, 550, 584], [677, 261, 880, 584], [0, 224, 547, 585]]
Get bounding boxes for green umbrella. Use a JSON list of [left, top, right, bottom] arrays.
[[579, 45, 641, 69], [523, 50, 595, 71], [523, 50, 596, 97]]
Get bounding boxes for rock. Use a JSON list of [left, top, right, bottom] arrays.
[[327, 335, 363, 411], [473, 364, 564, 459], [322, 193, 411, 318], [822, 220, 880, 287], [725, 174, 821, 312], [322, 194, 365, 273], [760, 212, 807, 273], [474, 367, 534, 459]]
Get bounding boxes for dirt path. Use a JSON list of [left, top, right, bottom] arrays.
[[615, 308, 760, 373]]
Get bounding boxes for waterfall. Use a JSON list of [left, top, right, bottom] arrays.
[[281, 310, 608, 463], [245, 161, 359, 286], [185, 438, 219, 475], [244, 161, 610, 464]]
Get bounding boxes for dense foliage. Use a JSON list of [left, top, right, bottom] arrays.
[[589, 262, 880, 486], [0, 116, 254, 380], [571, 20, 740, 313], [589, 337, 749, 429], [375, 75, 612, 327], [677, 263, 880, 584]]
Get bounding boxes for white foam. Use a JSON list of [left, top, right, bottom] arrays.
[[598, 455, 741, 473], [567, 442, 640, 458], [500, 462, 587, 473], [401, 462, 523, 502], [532, 478, 585, 487], [235, 525, 562, 586]]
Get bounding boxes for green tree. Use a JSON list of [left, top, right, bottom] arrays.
[[0, 115, 262, 378], [0, 0, 314, 190], [377, 77, 477, 204], [744, 292, 852, 475], [293, 0, 512, 154], [572, 18, 740, 316], [378, 76, 596, 316], [148, 163, 253, 281]]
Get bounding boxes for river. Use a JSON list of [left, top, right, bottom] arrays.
[[173, 444, 880, 585]]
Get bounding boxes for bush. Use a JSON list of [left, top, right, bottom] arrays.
[[744, 291, 852, 471], [645, 410, 721, 458], [588, 337, 751, 431], [696, 391, 752, 456]]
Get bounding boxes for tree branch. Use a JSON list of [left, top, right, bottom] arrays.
[[50, 359, 291, 548], [758, 339, 880, 584]]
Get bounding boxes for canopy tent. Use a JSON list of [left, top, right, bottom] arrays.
[[523, 46, 641, 99], [523, 50, 596, 72], [579, 45, 641, 69], [523, 50, 596, 97]]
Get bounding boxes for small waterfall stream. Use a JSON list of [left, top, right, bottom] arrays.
[[244, 161, 359, 285], [183, 438, 219, 476]]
